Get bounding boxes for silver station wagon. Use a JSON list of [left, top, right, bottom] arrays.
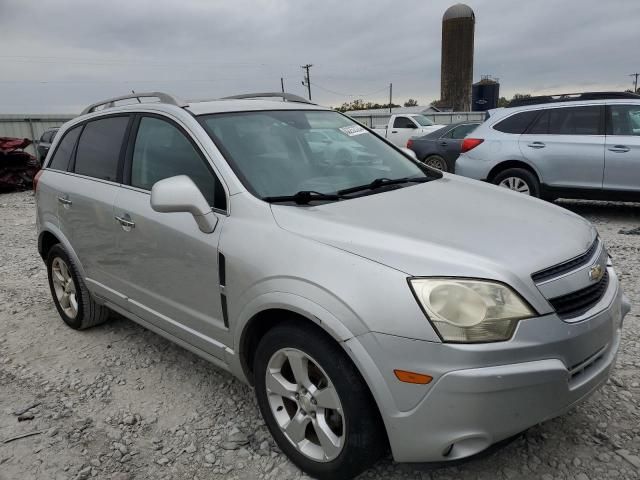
[[35, 92, 631, 479]]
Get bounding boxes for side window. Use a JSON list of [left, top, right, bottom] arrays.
[[527, 110, 550, 134], [131, 116, 227, 211], [493, 110, 539, 134], [75, 116, 129, 181], [40, 131, 52, 143], [47, 126, 81, 171], [608, 105, 640, 136], [449, 123, 478, 139], [393, 116, 417, 129], [548, 106, 602, 135]]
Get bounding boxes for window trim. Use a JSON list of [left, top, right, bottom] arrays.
[[523, 105, 605, 136], [123, 112, 229, 214]]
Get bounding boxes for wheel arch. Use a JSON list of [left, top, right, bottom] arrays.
[[487, 160, 543, 184], [37, 224, 87, 280]]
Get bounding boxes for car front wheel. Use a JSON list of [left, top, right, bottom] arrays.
[[253, 321, 386, 480]]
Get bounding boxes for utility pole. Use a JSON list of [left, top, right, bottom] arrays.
[[630, 73, 639, 93], [301, 64, 313, 101], [281, 77, 285, 94], [389, 83, 393, 113]]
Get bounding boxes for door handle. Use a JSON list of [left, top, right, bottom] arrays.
[[115, 215, 136, 229], [57, 196, 72, 206], [391, 130, 398, 133], [608, 145, 630, 153], [439, 141, 448, 147], [527, 142, 546, 149]]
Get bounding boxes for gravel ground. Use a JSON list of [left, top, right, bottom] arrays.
[[1, 190, 639, 480]]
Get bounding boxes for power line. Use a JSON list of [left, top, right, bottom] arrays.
[[310, 82, 389, 98]]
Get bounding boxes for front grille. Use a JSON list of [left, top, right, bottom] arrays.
[[532, 238, 599, 283], [548, 270, 609, 318], [569, 346, 606, 384]]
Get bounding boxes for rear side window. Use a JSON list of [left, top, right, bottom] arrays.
[[393, 116, 417, 129], [48, 126, 81, 171], [446, 123, 478, 139], [74, 116, 129, 181], [493, 110, 539, 134], [608, 105, 640, 136], [527, 106, 603, 135], [131, 116, 227, 210]]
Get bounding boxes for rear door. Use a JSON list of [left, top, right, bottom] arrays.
[[440, 123, 478, 162], [388, 115, 419, 147], [518, 105, 605, 189], [111, 114, 229, 357], [58, 115, 131, 299], [603, 104, 640, 192]]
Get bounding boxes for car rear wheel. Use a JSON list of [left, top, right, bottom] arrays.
[[423, 155, 448, 172], [493, 168, 540, 197], [253, 321, 386, 479], [46, 244, 110, 330]]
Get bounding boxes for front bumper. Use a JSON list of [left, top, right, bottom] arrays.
[[346, 271, 630, 463]]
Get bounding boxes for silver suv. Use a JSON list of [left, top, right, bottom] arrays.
[[35, 91, 630, 479], [456, 92, 640, 199]]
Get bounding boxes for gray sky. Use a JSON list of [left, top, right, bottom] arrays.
[[1, 0, 638, 113]]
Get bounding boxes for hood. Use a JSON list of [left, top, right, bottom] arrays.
[[271, 175, 596, 285]]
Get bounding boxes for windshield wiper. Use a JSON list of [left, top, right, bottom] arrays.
[[337, 176, 431, 196], [263, 191, 343, 205]]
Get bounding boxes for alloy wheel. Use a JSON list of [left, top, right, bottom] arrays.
[[424, 156, 447, 171], [265, 348, 345, 462], [498, 176, 531, 195], [51, 257, 78, 319]]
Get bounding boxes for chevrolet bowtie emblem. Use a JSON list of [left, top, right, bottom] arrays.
[[589, 264, 605, 282]]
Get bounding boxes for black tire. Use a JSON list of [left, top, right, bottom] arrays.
[[46, 244, 109, 330], [492, 167, 541, 197], [254, 321, 386, 480], [422, 154, 449, 172]]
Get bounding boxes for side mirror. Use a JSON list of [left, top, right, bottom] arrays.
[[400, 147, 417, 160], [151, 175, 218, 233]]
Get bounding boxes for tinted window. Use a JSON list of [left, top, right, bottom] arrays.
[[131, 116, 226, 210], [75, 116, 129, 181], [48, 126, 81, 171], [493, 110, 539, 134], [40, 131, 53, 143], [393, 116, 417, 129], [548, 106, 601, 135], [447, 123, 478, 139], [608, 105, 640, 136]]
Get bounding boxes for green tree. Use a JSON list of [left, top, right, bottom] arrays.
[[403, 99, 418, 107]]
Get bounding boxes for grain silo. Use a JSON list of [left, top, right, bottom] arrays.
[[441, 4, 475, 111]]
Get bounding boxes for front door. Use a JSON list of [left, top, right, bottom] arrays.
[[388, 116, 419, 147], [518, 105, 605, 190], [111, 115, 230, 358], [603, 104, 640, 192]]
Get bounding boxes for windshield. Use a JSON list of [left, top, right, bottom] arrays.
[[412, 115, 435, 126], [198, 110, 429, 200]]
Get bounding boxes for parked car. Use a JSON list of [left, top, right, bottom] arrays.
[[371, 113, 444, 147], [406, 121, 480, 172], [35, 91, 630, 480], [36, 128, 59, 164], [455, 92, 640, 200]]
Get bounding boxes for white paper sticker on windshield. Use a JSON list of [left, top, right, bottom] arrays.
[[339, 125, 366, 136]]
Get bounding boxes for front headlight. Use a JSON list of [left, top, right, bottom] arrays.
[[409, 278, 535, 343]]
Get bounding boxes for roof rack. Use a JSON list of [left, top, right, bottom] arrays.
[[507, 91, 640, 108], [81, 91, 188, 115], [219, 92, 313, 104]]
